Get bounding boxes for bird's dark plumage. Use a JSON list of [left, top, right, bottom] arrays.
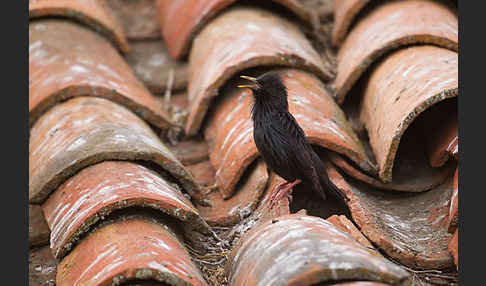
[[239, 71, 344, 202]]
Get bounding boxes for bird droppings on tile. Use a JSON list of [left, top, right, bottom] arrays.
[[28, 0, 458, 285]]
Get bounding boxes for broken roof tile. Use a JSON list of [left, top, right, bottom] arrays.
[[156, 0, 314, 60], [29, 96, 196, 204], [449, 228, 458, 269], [29, 20, 176, 130], [335, 0, 458, 103], [196, 159, 268, 226], [106, 0, 160, 40], [29, 0, 129, 53], [29, 204, 51, 248], [326, 161, 455, 269], [229, 213, 410, 285], [205, 69, 374, 199], [332, 0, 370, 47], [360, 45, 458, 182], [42, 161, 206, 259], [57, 215, 208, 286], [185, 6, 332, 136], [124, 40, 189, 94]]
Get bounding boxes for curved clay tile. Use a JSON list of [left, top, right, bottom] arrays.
[[205, 69, 374, 199], [57, 216, 208, 286], [29, 204, 50, 247], [326, 161, 455, 269], [168, 139, 210, 166], [326, 214, 373, 249], [155, 0, 313, 60], [29, 0, 129, 53], [228, 214, 410, 285], [42, 161, 207, 259], [124, 40, 189, 94], [29, 20, 175, 130], [421, 100, 458, 167], [194, 159, 268, 226], [360, 45, 458, 182], [327, 138, 455, 192], [185, 6, 331, 136], [332, 0, 370, 47], [335, 0, 458, 103], [29, 97, 196, 204], [106, 0, 160, 40], [448, 168, 458, 233], [449, 228, 458, 269]]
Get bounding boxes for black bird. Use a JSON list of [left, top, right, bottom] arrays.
[[238, 71, 344, 208]]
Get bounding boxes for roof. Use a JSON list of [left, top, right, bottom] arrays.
[[29, 0, 458, 285]]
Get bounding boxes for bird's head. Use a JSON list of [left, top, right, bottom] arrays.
[[237, 71, 288, 109]]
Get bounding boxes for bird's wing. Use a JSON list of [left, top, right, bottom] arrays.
[[279, 111, 345, 201]]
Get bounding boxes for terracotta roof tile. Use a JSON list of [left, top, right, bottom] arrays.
[[168, 138, 210, 166], [326, 214, 373, 249], [335, 0, 458, 103], [326, 161, 455, 269], [449, 228, 458, 269], [57, 215, 208, 286], [106, 0, 160, 40], [29, 97, 196, 204], [29, 0, 129, 53], [185, 6, 332, 136], [29, 20, 176, 130], [42, 161, 206, 259], [360, 45, 457, 182], [28, 0, 459, 284], [332, 0, 371, 46], [448, 168, 459, 233], [228, 213, 410, 285], [29, 204, 50, 248], [124, 40, 188, 94], [155, 0, 314, 60], [205, 68, 374, 199], [421, 99, 458, 167], [196, 159, 268, 226]]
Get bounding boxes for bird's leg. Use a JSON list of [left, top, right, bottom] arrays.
[[270, 179, 302, 209], [269, 181, 290, 201]]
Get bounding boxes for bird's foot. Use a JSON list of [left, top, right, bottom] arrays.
[[269, 179, 302, 209]]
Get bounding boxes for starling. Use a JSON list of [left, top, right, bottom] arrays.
[[238, 71, 344, 208]]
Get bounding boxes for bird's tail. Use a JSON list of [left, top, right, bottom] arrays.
[[311, 150, 346, 202]]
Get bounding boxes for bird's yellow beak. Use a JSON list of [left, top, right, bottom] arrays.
[[237, 75, 259, 89]]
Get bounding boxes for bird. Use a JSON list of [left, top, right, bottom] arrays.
[[238, 71, 344, 208]]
